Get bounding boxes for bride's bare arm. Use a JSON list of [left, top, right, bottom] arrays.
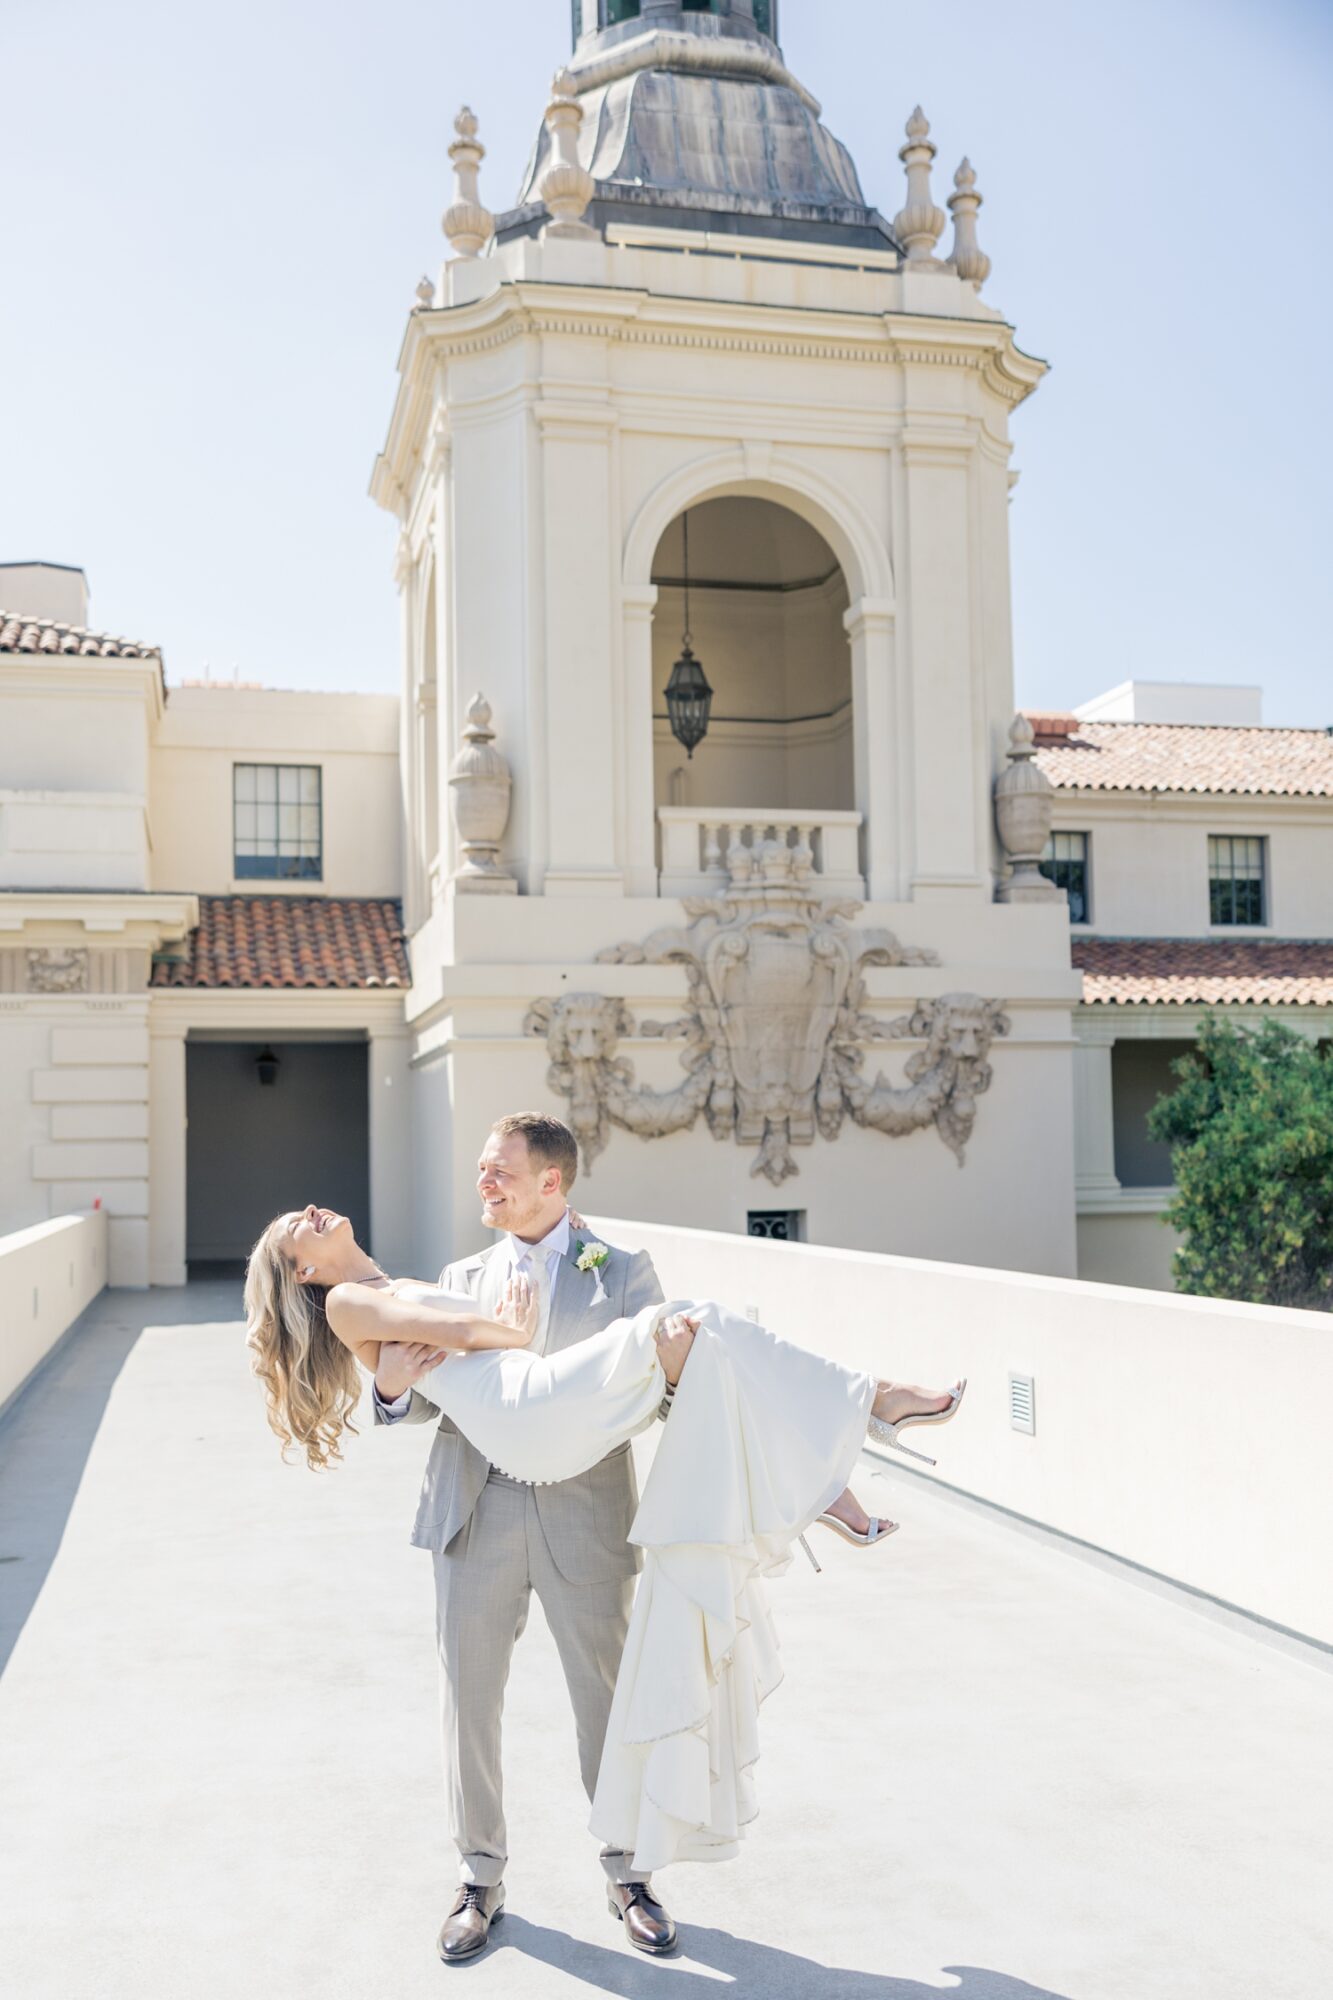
[[324, 1282, 534, 1369]]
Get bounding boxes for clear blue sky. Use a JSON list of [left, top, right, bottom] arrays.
[[3, 1, 1330, 723]]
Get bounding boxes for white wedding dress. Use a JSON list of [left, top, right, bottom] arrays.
[[397, 1286, 877, 1870]]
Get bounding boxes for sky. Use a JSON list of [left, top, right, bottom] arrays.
[[2, 0, 1330, 724]]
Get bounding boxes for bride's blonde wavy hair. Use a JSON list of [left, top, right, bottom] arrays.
[[244, 1216, 362, 1471]]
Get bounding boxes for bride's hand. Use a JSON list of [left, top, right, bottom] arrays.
[[654, 1311, 698, 1388], [496, 1272, 539, 1345], [567, 1206, 588, 1232]]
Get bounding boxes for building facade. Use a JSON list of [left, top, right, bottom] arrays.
[[2, 5, 1330, 1290]]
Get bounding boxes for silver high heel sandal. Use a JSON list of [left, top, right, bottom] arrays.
[[867, 1378, 967, 1467], [797, 1513, 897, 1571], [816, 1512, 899, 1549]]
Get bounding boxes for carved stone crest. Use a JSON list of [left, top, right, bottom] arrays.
[[525, 840, 1009, 1185], [26, 948, 89, 995]]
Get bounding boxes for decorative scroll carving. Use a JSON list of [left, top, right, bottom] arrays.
[[524, 846, 1009, 1184], [522, 992, 708, 1175], [26, 948, 89, 994]]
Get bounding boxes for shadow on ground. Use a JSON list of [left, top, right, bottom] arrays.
[[492, 1916, 1074, 2000], [0, 1280, 239, 1676]]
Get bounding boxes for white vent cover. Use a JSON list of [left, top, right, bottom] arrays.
[[1009, 1372, 1036, 1435]]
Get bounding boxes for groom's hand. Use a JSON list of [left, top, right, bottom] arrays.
[[374, 1342, 447, 1403], [654, 1313, 698, 1388]]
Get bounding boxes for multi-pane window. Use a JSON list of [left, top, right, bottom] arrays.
[[1039, 831, 1090, 924], [1208, 835, 1265, 926], [233, 764, 322, 880]]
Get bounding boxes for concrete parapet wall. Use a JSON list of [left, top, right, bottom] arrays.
[[588, 1215, 1333, 1645], [0, 1210, 107, 1413]]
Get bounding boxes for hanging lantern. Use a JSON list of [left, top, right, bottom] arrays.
[[255, 1045, 281, 1088], [664, 509, 712, 759]]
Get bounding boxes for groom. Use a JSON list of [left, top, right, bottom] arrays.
[[372, 1111, 692, 1963]]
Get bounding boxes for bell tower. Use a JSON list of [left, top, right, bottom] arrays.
[[372, 2, 1078, 1280]]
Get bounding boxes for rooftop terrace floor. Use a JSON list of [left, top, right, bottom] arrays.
[[1, 1283, 1330, 2000]]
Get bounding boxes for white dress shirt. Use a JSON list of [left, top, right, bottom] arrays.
[[501, 1209, 570, 1357]]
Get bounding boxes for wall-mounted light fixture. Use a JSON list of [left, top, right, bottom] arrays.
[[255, 1045, 281, 1088]]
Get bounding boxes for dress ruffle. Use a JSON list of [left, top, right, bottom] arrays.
[[589, 1304, 876, 1870]]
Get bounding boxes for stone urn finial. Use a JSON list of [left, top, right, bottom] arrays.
[[994, 714, 1060, 903], [894, 107, 947, 265], [539, 70, 596, 238], [448, 693, 517, 894], [443, 105, 494, 259], [948, 158, 991, 287], [414, 274, 436, 309]]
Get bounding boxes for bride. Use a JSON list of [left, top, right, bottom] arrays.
[[245, 1205, 964, 1870]]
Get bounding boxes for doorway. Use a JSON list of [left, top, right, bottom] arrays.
[[185, 1040, 370, 1273]]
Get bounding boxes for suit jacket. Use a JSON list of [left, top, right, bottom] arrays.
[[375, 1231, 665, 1583]]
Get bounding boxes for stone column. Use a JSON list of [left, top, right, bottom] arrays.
[[148, 1019, 188, 1286], [1073, 1024, 1121, 1201], [368, 1026, 414, 1278], [622, 583, 660, 897], [843, 597, 900, 903]]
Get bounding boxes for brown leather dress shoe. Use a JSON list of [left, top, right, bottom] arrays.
[[607, 1879, 677, 1955], [437, 1883, 505, 1962]]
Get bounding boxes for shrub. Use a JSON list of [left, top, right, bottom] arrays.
[[1147, 1014, 1333, 1310]]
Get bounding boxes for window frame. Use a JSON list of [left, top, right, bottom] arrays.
[[1039, 829, 1092, 926], [1206, 832, 1267, 929], [232, 762, 324, 884]]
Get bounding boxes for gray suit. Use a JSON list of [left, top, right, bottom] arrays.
[[377, 1230, 665, 1888]]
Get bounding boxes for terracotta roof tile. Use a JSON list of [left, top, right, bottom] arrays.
[[151, 896, 409, 990], [1031, 719, 1333, 797], [1074, 936, 1333, 1007], [0, 608, 161, 660]]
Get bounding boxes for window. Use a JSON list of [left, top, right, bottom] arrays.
[[1039, 831, 1090, 924], [1208, 835, 1265, 926], [753, 0, 777, 31], [233, 764, 322, 880], [748, 1210, 804, 1241]]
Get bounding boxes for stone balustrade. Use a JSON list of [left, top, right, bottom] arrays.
[[656, 806, 865, 898]]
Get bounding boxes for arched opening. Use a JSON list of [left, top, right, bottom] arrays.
[[649, 495, 860, 895]]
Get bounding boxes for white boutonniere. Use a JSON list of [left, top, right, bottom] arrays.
[[574, 1238, 610, 1304]]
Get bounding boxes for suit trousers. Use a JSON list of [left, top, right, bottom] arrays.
[[434, 1467, 646, 1889]]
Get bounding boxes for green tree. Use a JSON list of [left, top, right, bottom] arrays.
[[1147, 1014, 1333, 1310]]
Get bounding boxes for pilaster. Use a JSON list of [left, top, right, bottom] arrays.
[[537, 401, 623, 894], [1072, 1021, 1122, 1201], [843, 598, 899, 902], [148, 1018, 187, 1285]]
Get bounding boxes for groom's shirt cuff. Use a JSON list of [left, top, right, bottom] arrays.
[[373, 1385, 412, 1421]]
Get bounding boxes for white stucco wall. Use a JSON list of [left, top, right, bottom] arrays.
[[1053, 797, 1333, 937], [151, 687, 402, 896], [0, 660, 160, 891], [0, 1209, 106, 1411], [585, 1217, 1333, 1646]]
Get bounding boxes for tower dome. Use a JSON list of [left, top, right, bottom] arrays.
[[504, 1, 898, 251]]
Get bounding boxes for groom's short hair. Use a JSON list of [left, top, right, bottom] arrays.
[[490, 1112, 579, 1192]]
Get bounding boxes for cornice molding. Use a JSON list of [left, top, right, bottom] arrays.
[[373, 281, 1047, 505]]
